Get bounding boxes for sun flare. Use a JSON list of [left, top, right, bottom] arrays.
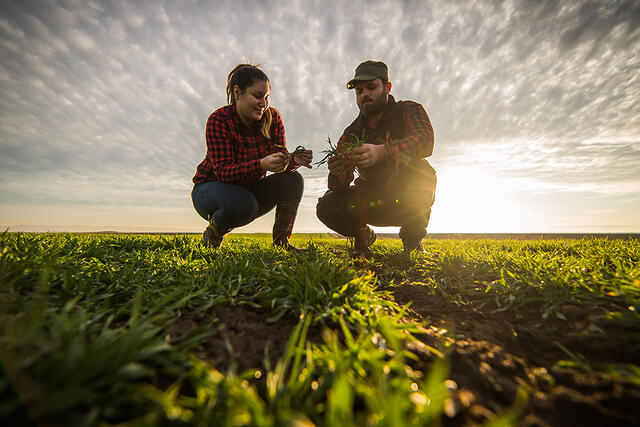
[[428, 166, 523, 233]]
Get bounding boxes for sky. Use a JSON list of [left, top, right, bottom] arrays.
[[1, 0, 639, 234]]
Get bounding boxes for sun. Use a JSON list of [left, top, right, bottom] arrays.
[[428, 166, 523, 233]]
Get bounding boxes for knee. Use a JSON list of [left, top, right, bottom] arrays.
[[275, 171, 304, 203], [287, 171, 304, 195], [224, 196, 259, 225], [316, 191, 338, 222]]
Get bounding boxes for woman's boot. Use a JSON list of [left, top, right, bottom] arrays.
[[202, 215, 229, 248], [272, 203, 304, 251]]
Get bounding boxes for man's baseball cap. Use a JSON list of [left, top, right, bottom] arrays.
[[346, 60, 389, 89]]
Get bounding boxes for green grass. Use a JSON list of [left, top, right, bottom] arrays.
[[1, 232, 638, 426], [369, 238, 640, 324]]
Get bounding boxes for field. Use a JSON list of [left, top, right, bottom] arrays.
[[1, 232, 639, 426]]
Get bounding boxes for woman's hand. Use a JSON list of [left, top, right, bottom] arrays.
[[293, 149, 313, 168], [260, 152, 288, 173]]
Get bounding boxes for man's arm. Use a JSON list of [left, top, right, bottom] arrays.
[[384, 101, 434, 165], [346, 102, 434, 170]]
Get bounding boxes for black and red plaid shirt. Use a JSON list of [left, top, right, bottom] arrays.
[[193, 105, 298, 186], [328, 97, 434, 190]]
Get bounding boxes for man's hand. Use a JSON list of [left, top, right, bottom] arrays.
[[327, 154, 352, 180], [347, 144, 386, 168], [260, 152, 288, 173], [293, 149, 313, 168]]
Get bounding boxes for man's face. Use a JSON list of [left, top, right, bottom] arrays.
[[354, 78, 388, 117]]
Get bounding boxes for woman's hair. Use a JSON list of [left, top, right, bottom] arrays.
[[226, 64, 273, 139]]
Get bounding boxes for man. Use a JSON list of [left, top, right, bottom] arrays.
[[316, 60, 436, 257]]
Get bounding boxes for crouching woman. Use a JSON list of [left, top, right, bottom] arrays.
[[191, 64, 312, 250]]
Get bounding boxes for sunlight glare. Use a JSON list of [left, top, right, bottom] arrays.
[[428, 166, 523, 232]]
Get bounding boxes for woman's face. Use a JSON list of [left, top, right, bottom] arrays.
[[234, 80, 270, 125]]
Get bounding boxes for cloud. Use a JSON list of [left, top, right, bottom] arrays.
[[437, 136, 640, 199], [0, 0, 638, 231]]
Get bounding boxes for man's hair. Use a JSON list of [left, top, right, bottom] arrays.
[[225, 63, 273, 139]]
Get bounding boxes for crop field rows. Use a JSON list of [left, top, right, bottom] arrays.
[[1, 233, 639, 426]]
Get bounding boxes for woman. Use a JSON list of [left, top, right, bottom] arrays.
[[192, 64, 312, 250]]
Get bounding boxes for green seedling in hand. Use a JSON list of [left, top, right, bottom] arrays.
[[276, 144, 307, 161], [316, 132, 367, 179]]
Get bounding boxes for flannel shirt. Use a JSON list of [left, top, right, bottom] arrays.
[[193, 105, 298, 186], [328, 98, 434, 191]]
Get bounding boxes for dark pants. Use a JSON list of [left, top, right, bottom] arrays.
[[191, 171, 304, 229], [316, 176, 436, 240]]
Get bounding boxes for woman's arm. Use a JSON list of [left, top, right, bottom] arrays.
[[270, 110, 304, 173]]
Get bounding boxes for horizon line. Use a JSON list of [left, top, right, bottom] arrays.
[[3, 230, 639, 240]]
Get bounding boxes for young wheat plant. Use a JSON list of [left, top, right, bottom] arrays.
[[277, 144, 307, 161], [315, 132, 367, 178]]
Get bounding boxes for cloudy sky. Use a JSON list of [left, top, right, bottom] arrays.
[[1, 0, 639, 234]]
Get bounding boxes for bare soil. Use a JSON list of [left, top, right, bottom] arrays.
[[167, 285, 640, 426], [167, 305, 322, 373], [394, 283, 640, 426]]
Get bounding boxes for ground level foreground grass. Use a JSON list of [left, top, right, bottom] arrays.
[[1, 233, 639, 426]]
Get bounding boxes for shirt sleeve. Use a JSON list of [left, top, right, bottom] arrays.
[[206, 111, 263, 185], [327, 133, 355, 191], [384, 102, 434, 167], [271, 110, 301, 173]]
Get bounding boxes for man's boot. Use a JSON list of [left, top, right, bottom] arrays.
[[403, 239, 425, 253], [400, 227, 426, 253], [273, 203, 304, 251], [202, 215, 228, 249], [350, 226, 377, 258]]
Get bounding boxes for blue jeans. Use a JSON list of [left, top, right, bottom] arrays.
[[191, 171, 304, 229]]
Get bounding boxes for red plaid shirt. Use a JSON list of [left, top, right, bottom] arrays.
[[329, 98, 434, 190], [193, 105, 298, 186]]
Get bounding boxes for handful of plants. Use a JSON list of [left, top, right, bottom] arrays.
[[315, 133, 367, 178], [277, 144, 307, 161], [315, 133, 365, 166]]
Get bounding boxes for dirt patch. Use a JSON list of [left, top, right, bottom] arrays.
[[394, 283, 640, 426], [392, 283, 639, 368], [167, 305, 322, 373], [164, 286, 640, 425]]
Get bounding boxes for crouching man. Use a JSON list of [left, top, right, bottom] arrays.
[[316, 60, 437, 257]]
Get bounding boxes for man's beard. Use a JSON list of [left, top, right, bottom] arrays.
[[359, 94, 387, 117]]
